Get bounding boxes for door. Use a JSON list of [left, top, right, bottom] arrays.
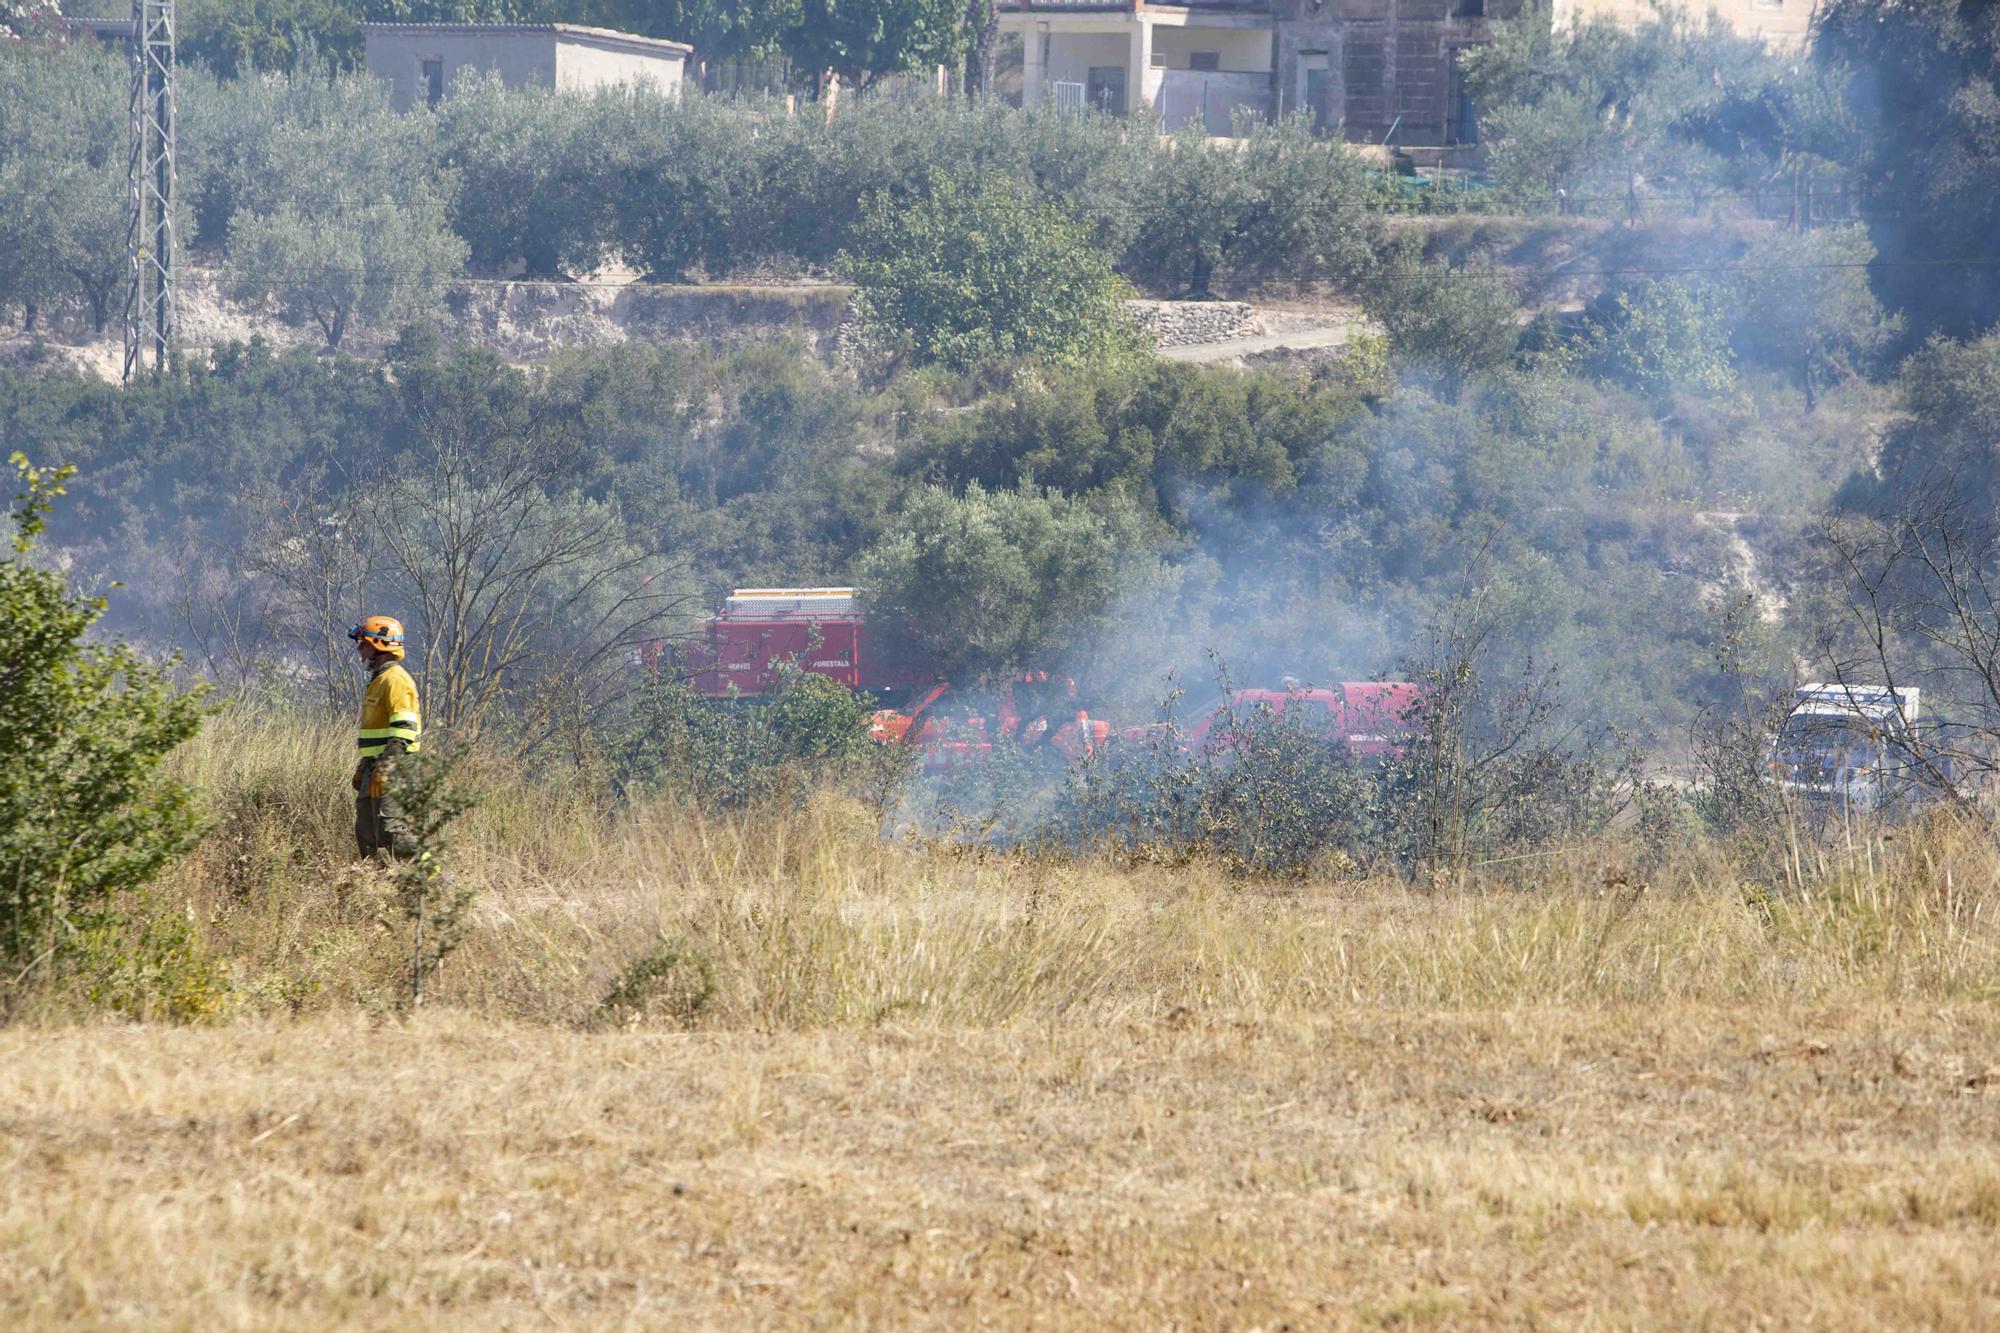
[[1298, 53, 1332, 136], [1086, 65, 1126, 116], [1446, 48, 1478, 145]]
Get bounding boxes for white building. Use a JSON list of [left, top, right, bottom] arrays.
[[359, 22, 693, 112]]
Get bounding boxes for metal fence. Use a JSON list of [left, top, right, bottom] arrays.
[[1046, 80, 1086, 112]]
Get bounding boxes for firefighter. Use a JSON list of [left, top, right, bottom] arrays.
[[349, 615, 422, 860]]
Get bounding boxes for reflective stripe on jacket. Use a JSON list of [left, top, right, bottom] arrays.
[[358, 661, 422, 760]]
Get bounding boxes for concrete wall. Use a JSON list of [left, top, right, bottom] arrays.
[[1151, 26, 1274, 72], [1157, 69, 1274, 133], [366, 31, 559, 112], [364, 29, 686, 111], [1044, 31, 1135, 88], [555, 42, 686, 96]]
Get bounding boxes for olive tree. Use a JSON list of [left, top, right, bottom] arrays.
[[222, 77, 464, 348], [0, 42, 131, 332], [228, 198, 466, 349], [1360, 238, 1520, 403], [856, 481, 1153, 679], [841, 171, 1147, 371], [1733, 225, 1894, 408]]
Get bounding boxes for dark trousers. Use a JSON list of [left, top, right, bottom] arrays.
[[355, 793, 413, 860]]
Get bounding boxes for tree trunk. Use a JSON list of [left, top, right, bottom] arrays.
[[1189, 251, 1214, 298], [22, 302, 36, 333], [68, 270, 110, 333], [962, 0, 998, 97]]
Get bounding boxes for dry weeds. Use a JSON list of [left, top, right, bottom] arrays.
[[4, 710, 1998, 1326], [4, 1007, 1998, 1327]]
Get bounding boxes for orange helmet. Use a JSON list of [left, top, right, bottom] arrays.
[[348, 615, 407, 660]]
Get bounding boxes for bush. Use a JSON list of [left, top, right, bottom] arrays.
[[0, 455, 207, 1012], [1588, 278, 1736, 397], [614, 669, 901, 809], [841, 170, 1148, 372], [1055, 699, 1379, 877], [1361, 237, 1520, 402], [856, 481, 1156, 680], [1125, 118, 1375, 294]]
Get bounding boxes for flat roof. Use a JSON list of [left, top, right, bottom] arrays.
[[358, 22, 692, 57], [64, 16, 136, 38]]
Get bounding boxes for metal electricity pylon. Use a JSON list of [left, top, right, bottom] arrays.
[[123, 0, 176, 381]]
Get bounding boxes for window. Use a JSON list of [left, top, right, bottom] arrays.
[[1189, 51, 1221, 72], [421, 57, 444, 107], [1450, 0, 1485, 15], [1085, 65, 1126, 116]]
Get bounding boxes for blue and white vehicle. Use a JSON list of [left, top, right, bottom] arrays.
[[1771, 685, 1924, 813]]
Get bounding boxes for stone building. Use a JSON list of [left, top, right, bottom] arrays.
[[359, 23, 692, 112]]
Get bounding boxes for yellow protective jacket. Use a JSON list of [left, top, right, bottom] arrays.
[[357, 660, 422, 797]]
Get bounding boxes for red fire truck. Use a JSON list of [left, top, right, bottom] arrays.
[[1183, 682, 1423, 759], [674, 587, 933, 701]]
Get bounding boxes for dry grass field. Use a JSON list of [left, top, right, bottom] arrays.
[[5, 1008, 1998, 1327], [5, 712, 2000, 1327]]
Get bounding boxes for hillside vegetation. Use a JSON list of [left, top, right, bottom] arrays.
[[5, 0, 2000, 1321]]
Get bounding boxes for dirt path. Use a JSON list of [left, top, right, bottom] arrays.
[[1159, 321, 1358, 363], [1696, 510, 1788, 622]]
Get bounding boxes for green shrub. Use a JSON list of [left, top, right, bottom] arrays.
[[615, 669, 901, 810], [841, 170, 1147, 372], [0, 455, 208, 1013]]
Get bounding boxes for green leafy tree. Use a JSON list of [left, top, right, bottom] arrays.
[[1589, 278, 1735, 397], [1815, 0, 2000, 337], [228, 197, 467, 348], [843, 171, 1146, 372], [856, 482, 1152, 679], [179, 61, 392, 249], [0, 42, 133, 332], [1129, 127, 1253, 296], [178, 0, 368, 74], [1733, 224, 1894, 407], [590, 0, 789, 65], [1866, 333, 2000, 515], [1475, 88, 1615, 212], [1460, 10, 1774, 213], [614, 88, 777, 281], [1126, 118, 1376, 295], [1, 454, 206, 1004], [435, 74, 630, 277], [220, 72, 464, 347], [784, 0, 965, 95], [1360, 239, 1520, 403]]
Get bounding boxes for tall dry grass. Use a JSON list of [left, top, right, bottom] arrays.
[[141, 705, 2000, 1027]]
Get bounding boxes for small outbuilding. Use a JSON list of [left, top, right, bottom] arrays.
[[359, 22, 692, 112]]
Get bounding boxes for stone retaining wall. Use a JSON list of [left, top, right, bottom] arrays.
[[1127, 300, 1258, 349]]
